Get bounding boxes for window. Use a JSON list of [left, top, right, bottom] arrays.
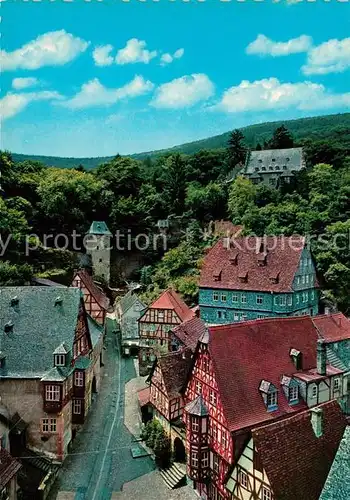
[[158, 311, 164, 320], [240, 313, 247, 321], [221, 294, 227, 302], [289, 386, 299, 402], [297, 276, 301, 285], [99, 258, 102, 263], [213, 453, 220, 474], [74, 371, 84, 387], [239, 470, 248, 489], [41, 418, 57, 433], [202, 357, 210, 373], [267, 391, 277, 408], [256, 295, 263, 305], [45, 385, 60, 401], [232, 294, 238, 303], [262, 487, 272, 500], [192, 416, 199, 432], [279, 296, 286, 306], [311, 385, 318, 398], [306, 274, 310, 284], [211, 423, 218, 441], [210, 390, 217, 406], [202, 451, 209, 468], [54, 354, 65, 367], [311, 290, 315, 300], [241, 294, 247, 303], [296, 294, 300, 304], [195, 380, 202, 394], [302, 275, 305, 285], [217, 311, 222, 319], [73, 399, 82, 415], [221, 430, 227, 448], [288, 295, 293, 306], [191, 451, 198, 468], [334, 378, 340, 391], [234, 313, 239, 321], [274, 296, 278, 306], [213, 292, 219, 301]]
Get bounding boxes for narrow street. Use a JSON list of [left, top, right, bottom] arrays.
[[48, 318, 155, 500]]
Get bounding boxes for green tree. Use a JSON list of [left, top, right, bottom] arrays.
[[226, 129, 247, 171], [268, 125, 294, 149], [228, 176, 256, 223], [0, 261, 32, 286], [163, 154, 187, 216]]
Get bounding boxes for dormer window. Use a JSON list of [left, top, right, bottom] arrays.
[[4, 321, 14, 334], [0, 353, 6, 369], [272, 158, 275, 162], [238, 271, 248, 283], [213, 269, 222, 282], [229, 252, 238, 265], [260, 380, 278, 411], [55, 296, 62, 306], [289, 386, 299, 402], [257, 252, 267, 266], [269, 271, 280, 284], [10, 296, 19, 306], [55, 354, 66, 367], [290, 348, 302, 370]]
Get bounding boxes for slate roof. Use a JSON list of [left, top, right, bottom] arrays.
[[31, 277, 67, 287], [143, 288, 195, 323], [0, 448, 22, 488], [206, 314, 349, 432], [185, 395, 208, 416], [320, 426, 350, 500], [312, 313, 350, 342], [252, 401, 347, 500], [200, 235, 313, 292], [87, 221, 112, 236], [86, 314, 103, 348], [157, 349, 192, 398], [73, 269, 111, 311], [0, 286, 82, 378], [245, 147, 304, 175], [172, 316, 207, 352], [116, 290, 146, 315]]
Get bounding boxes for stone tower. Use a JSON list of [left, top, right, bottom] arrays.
[[85, 221, 112, 284]]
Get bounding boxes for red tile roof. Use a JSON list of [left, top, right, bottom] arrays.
[[252, 400, 347, 500], [207, 314, 350, 432], [172, 316, 207, 352], [312, 313, 350, 342], [73, 269, 111, 311], [0, 448, 21, 488], [148, 288, 195, 322], [200, 235, 316, 292], [137, 387, 151, 407]]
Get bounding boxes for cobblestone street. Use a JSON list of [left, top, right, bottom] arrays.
[[48, 318, 155, 500]]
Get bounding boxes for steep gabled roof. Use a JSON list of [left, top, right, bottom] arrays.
[[320, 426, 350, 500], [206, 314, 349, 432], [157, 349, 192, 398], [145, 288, 195, 322], [252, 401, 347, 500], [0, 287, 83, 378], [116, 290, 146, 315], [245, 147, 304, 175], [172, 316, 207, 352], [200, 236, 311, 292], [312, 313, 350, 342], [73, 269, 111, 311]]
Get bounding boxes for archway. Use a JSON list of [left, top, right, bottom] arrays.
[[92, 376, 97, 394], [173, 437, 186, 463]]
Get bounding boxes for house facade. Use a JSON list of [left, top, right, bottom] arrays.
[[226, 401, 347, 500], [199, 236, 319, 325], [115, 291, 146, 355], [138, 288, 194, 375], [242, 147, 305, 187], [182, 313, 350, 500], [71, 269, 111, 325], [0, 287, 103, 461]]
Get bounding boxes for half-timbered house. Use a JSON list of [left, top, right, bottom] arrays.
[[0, 286, 103, 461], [71, 269, 111, 325], [183, 313, 350, 500], [138, 288, 194, 375], [226, 400, 346, 500]]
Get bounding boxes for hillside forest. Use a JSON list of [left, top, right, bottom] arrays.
[[1, 117, 350, 314]]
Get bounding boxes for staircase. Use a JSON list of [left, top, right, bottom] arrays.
[[160, 462, 187, 489]]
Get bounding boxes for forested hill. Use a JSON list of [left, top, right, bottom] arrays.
[[12, 112, 350, 170]]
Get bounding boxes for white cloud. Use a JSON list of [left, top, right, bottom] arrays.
[[0, 30, 89, 72], [246, 34, 312, 57], [160, 48, 184, 66], [92, 44, 114, 67], [12, 77, 40, 90], [302, 37, 350, 75], [115, 38, 157, 65], [215, 77, 350, 113], [60, 75, 154, 109], [151, 73, 214, 109], [0, 91, 62, 120]]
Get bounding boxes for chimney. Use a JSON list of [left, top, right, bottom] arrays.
[[317, 339, 327, 376], [324, 306, 330, 315], [311, 407, 323, 438]]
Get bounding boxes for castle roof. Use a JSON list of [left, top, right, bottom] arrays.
[[87, 221, 112, 236], [199, 235, 316, 293], [245, 147, 304, 175]]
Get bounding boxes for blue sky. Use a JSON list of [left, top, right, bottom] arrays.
[[1, 0, 349, 157]]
